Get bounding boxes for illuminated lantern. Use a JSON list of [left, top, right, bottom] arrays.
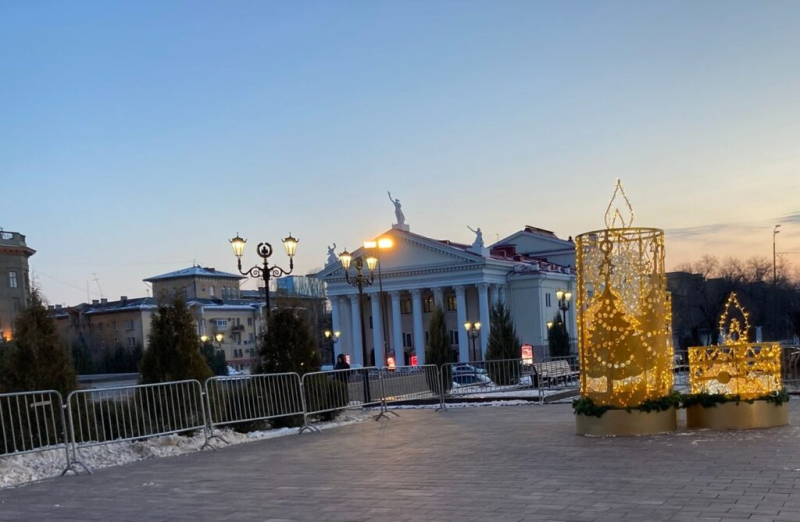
[[575, 180, 674, 433]]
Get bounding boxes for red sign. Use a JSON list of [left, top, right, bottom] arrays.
[[410, 355, 418, 367], [521, 344, 534, 364]]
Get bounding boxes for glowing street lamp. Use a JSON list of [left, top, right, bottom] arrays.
[[364, 238, 394, 366], [229, 232, 298, 318], [340, 248, 376, 402], [464, 321, 481, 361], [325, 329, 341, 364]]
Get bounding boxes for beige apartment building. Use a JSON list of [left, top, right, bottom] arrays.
[[0, 230, 35, 341]]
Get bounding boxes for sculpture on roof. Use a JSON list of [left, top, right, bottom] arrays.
[[326, 243, 337, 266], [467, 226, 484, 249], [388, 191, 405, 226]]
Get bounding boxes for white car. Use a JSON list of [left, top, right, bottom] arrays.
[[227, 366, 243, 376]]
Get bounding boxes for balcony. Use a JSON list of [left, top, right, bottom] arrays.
[[232, 324, 245, 332]]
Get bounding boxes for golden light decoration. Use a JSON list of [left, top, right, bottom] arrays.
[[688, 293, 781, 398], [576, 179, 673, 407]]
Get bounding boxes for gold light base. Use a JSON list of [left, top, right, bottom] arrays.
[[576, 407, 677, 437], [686, 401, 788, 430]]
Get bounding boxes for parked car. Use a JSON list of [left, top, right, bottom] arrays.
[[227, 366, 243, 376], [452, 374, 494, 388], [452, 364, 488, 376]]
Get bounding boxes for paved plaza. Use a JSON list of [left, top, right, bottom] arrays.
[[3, 403, 800, 521]]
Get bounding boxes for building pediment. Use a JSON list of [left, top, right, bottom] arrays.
[[317, 229, 487, 280]]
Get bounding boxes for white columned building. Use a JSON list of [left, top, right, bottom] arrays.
[[318, 224, 577, 367]]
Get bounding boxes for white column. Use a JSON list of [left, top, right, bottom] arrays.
[[370, 294, 385, 367], [390, 291, 404, 366], [348, 294, 363, 367], [411, 289, 425, 365], [330, 297, 342, 360], [489, 285, 498, 306], [433, 287, 444, 310], [455, 286, 469, 362], [498, 284, 507, 305], [478, 283, 491, 358]]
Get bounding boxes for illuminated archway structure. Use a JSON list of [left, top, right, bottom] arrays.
[[575, 180, 676, 435]]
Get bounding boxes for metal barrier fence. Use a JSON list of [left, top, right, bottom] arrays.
[[66, 380, 207, 470], [300, 367, 383, 431], [781, 345, 800, 392], [205, 373, 305, 435], [378, 365, 444, 410], [0, 390, 73, 472], [440, 357, 581, 404]]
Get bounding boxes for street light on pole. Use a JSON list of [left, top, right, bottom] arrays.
[[339, 249, 377, 402], [773, 224, 781, 340], [464, 321, 481, 361], [324, 329, 341, 365], [229, 232, 298, 319], [364, 237, 394, 366], [555, 289, 573, 355]]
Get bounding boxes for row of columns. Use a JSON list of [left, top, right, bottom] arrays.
[[330, 283, 505, 367]]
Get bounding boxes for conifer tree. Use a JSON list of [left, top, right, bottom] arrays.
[[547, 313, 571, 358], [485, 301, 521, 385], [2, 291, 77, 395], [139, 298, 213, 384], [257, 308, 320, 376], [425, 306, 453, 392], [200, 341, 229, 376]]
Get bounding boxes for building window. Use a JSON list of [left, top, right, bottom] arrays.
[[12, 298, 20, 313], [127, 337, 136, 347], [400, 299, 412, 315], [183, 287, 188, 299], [210, 286, 215, 297], [446, 295, 457, 312], [423, 296, 434, 313], [249, 333, 255, 342], [546, 293, 552, 307], [213, 319, 228, 328], [8, 271, 18, 288], [125, 320, 134, 331], [402, 332, 413, 348], [247, 317, 252, 326], [112, 321, 118, 331], [449, 330, 459, 346]]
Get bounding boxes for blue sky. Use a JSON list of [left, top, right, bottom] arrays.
[[2, 1, 799, 304]]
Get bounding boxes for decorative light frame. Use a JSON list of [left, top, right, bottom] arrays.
[[688, 293, 782, 398], [576, 180, 673, 407]]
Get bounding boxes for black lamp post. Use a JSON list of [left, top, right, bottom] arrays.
[[229, 233, 298, 319], [339, 249, 377, 403], [364, 238, 394, 366], [324, 329, 340, 365], [464, 321, 481, 361], [556, 288, 573, 353]]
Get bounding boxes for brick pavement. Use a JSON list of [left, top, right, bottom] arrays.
[[2, 402, 800, 521]]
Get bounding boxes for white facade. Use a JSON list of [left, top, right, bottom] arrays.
[[317, 225, 577, 366]]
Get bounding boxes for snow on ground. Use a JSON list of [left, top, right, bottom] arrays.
[[388, 400, 536, 409], [0, 413, 369, 490]]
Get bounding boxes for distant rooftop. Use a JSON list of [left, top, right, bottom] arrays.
[[144, 266, 243, 282]]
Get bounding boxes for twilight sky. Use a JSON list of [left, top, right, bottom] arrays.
[[1, 1, 799, 305]]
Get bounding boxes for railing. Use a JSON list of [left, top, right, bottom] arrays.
[[781, 345, 800, 392], [205, 373, 305, 434], [379, 365, 445, 410], [441, 358, 538, 401], [0, 390, 72, 472], [66, 380, 207, 470], [300, 367, 382, 431], [534, 355, 580, 404]]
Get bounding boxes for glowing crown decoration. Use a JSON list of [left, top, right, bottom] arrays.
[[576, 180, 673, 407], [688, 292, 781, 398]]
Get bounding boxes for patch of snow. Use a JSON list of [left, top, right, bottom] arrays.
[[0, 413, 368, 490], [388, 400, 535, 409]]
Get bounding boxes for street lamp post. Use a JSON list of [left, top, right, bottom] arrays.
[[339, 249, 377, 402], [555, 289, 573, 353], [229, 233, 298, 319], [464, 321, 481, 361], [324, 329, 341, 365], [773, 224, 781, 340], [364, 238, 394, 365]]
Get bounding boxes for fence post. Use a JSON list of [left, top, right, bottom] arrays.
[[436, 365, 447, 412], [298, 374, 320, 434]]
